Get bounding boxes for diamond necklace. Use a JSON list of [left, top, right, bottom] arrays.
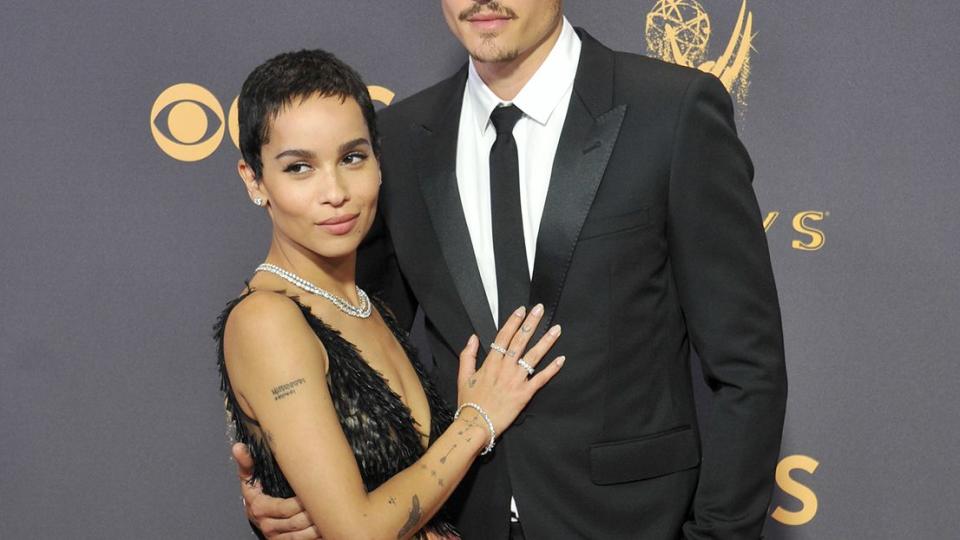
[[254, 263, 372, 319]]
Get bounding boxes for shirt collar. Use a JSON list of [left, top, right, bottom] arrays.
[[466, 17, 581, 134]]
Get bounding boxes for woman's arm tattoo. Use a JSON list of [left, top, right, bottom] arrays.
[[396, 494, 421, 539], [271, 378, 306, 400], [439, 444, 457, 464]]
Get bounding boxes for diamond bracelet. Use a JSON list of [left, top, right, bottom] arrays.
[[454, 402, 496, 455]]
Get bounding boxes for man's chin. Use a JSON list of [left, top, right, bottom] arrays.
[[469, 42, 520, 64]]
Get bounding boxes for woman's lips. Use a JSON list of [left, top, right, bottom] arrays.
[[316, 214, 359, 235]]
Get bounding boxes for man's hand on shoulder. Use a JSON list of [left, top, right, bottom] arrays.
[[233, 443, 322, 539]]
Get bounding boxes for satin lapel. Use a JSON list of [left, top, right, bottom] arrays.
[[412, 70, 499, 352], [528, 31, 627, 340]]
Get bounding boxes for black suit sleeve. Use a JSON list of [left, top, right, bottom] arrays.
[[357, 207, 418, 331], [667, 73, 788, 539]]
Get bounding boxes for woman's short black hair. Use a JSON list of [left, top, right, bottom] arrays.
[[238, 49, 379, 179]]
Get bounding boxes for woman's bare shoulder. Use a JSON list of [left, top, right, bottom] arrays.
[[224, 291, 326, 371], [230, 289, 301, 322]]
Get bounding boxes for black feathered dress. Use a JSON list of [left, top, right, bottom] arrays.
[[214, 290, 459, 539]]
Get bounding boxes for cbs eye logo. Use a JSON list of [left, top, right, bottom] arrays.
[[150, 83, 230, 162], [150, 83, 395, 162]]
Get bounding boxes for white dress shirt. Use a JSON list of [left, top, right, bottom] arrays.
[[456, 17, 581, 327], [454, 17, 581, 520]]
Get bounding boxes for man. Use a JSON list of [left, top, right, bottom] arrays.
[[237, 1, 787, 538]]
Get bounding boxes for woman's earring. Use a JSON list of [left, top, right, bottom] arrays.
[[253, 197, 264, 206]]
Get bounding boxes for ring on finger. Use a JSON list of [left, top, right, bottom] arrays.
[[517, 358, 535, 376], [490, 342, 508, 355]]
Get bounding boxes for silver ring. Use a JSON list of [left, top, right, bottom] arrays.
[[517, 358, 534, 376], [490, 343, 508, 355]]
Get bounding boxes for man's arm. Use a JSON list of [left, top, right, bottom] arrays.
[[667, 72, 788, 539], [234, 443, 320, 540]]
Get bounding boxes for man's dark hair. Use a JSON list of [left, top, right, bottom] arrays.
[[238, 49, 379, 179]]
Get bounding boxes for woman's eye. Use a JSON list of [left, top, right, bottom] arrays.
[[342, 152, 367, 166], [283, 163, 311, 174]]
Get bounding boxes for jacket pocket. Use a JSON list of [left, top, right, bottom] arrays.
[[578, 207, 651, 241], [589, 425, 700, 485]]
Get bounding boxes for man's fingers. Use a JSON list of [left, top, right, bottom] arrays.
[[239, 472, 263, 504], [259, 512, 314, 536], [248, 493, 306, 522], [233, 442, 255, 479], [272, 496, 307, 519], [273, 525, 322, 540]]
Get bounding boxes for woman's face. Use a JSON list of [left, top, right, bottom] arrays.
[[240, 94, 379, 261]]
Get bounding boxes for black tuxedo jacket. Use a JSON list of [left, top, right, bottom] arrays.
[[359, 30, 787, 540]]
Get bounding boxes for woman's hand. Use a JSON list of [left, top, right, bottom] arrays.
[[456, 303, 565, 436]]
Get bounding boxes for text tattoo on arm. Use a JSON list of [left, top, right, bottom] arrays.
[[271, 378, 306, 400]]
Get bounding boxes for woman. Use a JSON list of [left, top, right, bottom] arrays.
[[214, 50, 565, 540]]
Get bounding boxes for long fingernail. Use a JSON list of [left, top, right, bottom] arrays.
[[468, 334, 477, 347], [514, 306, 526, 317], [549, 324, 561, 336], [556, 356, 566, 367], [532, 304, 544, 316]]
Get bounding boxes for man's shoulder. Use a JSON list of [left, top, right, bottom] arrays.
[[580, 29, 710, 100], [616, 48, 699, 78], [378, 67, 466, 132], [612, 47, 707, 98]]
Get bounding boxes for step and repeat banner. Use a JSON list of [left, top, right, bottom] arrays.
[[2, 1, 958, 538]]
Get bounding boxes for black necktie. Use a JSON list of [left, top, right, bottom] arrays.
[[489, 104, 529, 327]]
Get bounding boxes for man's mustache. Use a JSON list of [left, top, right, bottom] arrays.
[[458, 2, 518, 21]]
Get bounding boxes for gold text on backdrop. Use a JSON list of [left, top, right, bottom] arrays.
[[771, 455, 820, 526]]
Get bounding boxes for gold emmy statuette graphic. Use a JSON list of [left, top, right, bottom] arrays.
[[646, 0, 754, 107], [771, 455, 819, 526], [150, 83, 225, 161]]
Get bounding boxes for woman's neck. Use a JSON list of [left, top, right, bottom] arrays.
[[262, 241, 360, 305]]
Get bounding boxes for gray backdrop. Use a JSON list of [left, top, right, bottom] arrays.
[[2, 1, 959, 538]]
